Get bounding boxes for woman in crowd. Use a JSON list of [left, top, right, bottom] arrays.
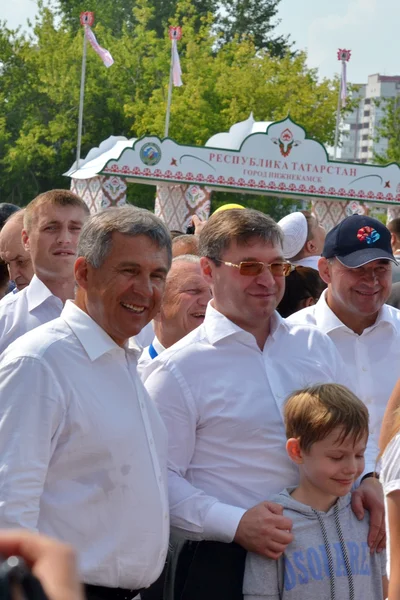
[[277, 265, 326, 318]]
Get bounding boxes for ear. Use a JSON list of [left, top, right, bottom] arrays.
[[74, 257, 89, 291], [304, 296, 316, 308], [200, 256, 214, 284], [304, 239, 316, 254], [286, 438, 304, 465], [21, 229, 29, 252], [318, 257, 332, 285], [391, 232, 396, 247]]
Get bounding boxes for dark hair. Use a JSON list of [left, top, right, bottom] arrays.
[[199, 208, 282, 261], [0, 204, 20, 230], [277, 266, 326, 318]]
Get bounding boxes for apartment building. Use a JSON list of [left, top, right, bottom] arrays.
[[341, 73, 400, 163]]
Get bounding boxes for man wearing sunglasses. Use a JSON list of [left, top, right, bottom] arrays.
[[141, 208, 384, 600]]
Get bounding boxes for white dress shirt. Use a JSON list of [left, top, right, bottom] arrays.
[[0, 275, 63, 354], [138, 336, 166, 372], [290, 255, 321, 270], [0, 301, 169, 590], [135, 321, 155, 349], [142, 303, 375, 544], [287, 290, 400, 440]]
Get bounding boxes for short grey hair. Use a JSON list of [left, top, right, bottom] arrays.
[[78, 206, 172, 268], [199, 208, 283, 261], [172, 254, 201, 265]]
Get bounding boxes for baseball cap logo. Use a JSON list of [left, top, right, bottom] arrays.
[[357, 226, 380, 245]]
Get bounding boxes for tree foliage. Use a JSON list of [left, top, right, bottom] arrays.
[[0, 0, 340, 214], [374, 97, 400, 165]]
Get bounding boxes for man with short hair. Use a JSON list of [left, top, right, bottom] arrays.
[[0, 206, 172, 599], [172, 234, 199, 258], [142, 208, 384, 600], [0, 210, 34, 291], [278, 210, 326, 270], [288, 214, 400, 444], [139, 255, 211, 368], [0, 189, 89, 353]]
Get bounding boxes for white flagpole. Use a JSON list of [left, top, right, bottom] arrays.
[[164, 41, 174, 138], [76, 27, 88, 170], [334, 49, 351, 160], [333, 68, 342, 159]]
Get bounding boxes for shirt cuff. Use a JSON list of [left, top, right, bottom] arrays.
[[203, 501, 247, 542]]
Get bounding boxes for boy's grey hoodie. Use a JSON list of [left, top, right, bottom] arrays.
[[243, 488, 386, 600]]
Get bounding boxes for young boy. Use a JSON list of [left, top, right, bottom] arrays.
[[243, 384, 387, 600]]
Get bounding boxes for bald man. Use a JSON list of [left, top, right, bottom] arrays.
[[0, 210, 33, 291]]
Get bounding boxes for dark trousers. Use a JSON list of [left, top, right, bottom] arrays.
[[166, 539, 247, 600], [85, 584, 143, 600]]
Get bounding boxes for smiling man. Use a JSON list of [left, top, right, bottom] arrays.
[[288, 214, 400, 444], [141, 209, 384, 600], [0, 206, 172, 600], [0, 190, 89, 354], [139, 255, 211, 368]]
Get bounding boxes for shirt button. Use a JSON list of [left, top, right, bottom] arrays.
[[362, 367, 367, 372], [149, 438, 154, 445], [164, 514, 168, 520], [140, 402, 145, 409], [158, 475, 162, 483]]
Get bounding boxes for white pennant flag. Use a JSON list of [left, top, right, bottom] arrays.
[[172, 39, 183, 87], [85, 26, 114, 68]]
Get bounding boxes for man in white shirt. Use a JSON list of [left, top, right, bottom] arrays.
[[141, 208, 385, 600], [139, 254, 211, 369], [0, 209, 34, 291], [287, 214, 400, 445], [277, 210, 326, 271], [0, 206, 172, 600], [0, 189, 90, 353]]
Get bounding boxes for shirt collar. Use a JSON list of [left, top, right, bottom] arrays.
[[61, 300, 140, 362], [204, 301, 287, 347], [152, 336, 166, 355], [26, 275, 61, 312], [314, 289, 396, 334]]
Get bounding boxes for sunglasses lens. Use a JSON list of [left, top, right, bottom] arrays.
[[271, 263, 292, 276], [239, 262, 264, 276]]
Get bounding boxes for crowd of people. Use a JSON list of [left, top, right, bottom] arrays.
[[0, 191, 400, 600]]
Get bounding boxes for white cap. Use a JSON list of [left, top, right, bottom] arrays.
[[278, 212, 308, 259]]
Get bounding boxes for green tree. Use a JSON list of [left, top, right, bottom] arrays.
[[374, 97, 400, 164], [215, 0, 291, 54], [0, 0, 339, 211]]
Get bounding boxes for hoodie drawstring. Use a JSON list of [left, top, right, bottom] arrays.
[[312, 503, 355, 600]]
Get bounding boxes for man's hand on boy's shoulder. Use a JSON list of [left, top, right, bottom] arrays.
[[351, 477, 386, 553], [234, 501, 293, 560]]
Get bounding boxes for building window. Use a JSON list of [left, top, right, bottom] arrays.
[[364, 110, 370, 117], [364, 98, 371, 105], [361, 146, 368, 152]]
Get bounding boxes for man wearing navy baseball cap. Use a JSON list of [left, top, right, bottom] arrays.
[[288, 214, 400, 448]]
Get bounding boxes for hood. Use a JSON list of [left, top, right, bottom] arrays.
[[274, 487, 352, 518]]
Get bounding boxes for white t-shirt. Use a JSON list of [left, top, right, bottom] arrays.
[[381, 431, 400, 578]]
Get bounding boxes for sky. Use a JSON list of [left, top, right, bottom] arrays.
[[2, 0, 400, 85]]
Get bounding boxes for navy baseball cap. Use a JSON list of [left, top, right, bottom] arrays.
[[322, 214, 396, 268]]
